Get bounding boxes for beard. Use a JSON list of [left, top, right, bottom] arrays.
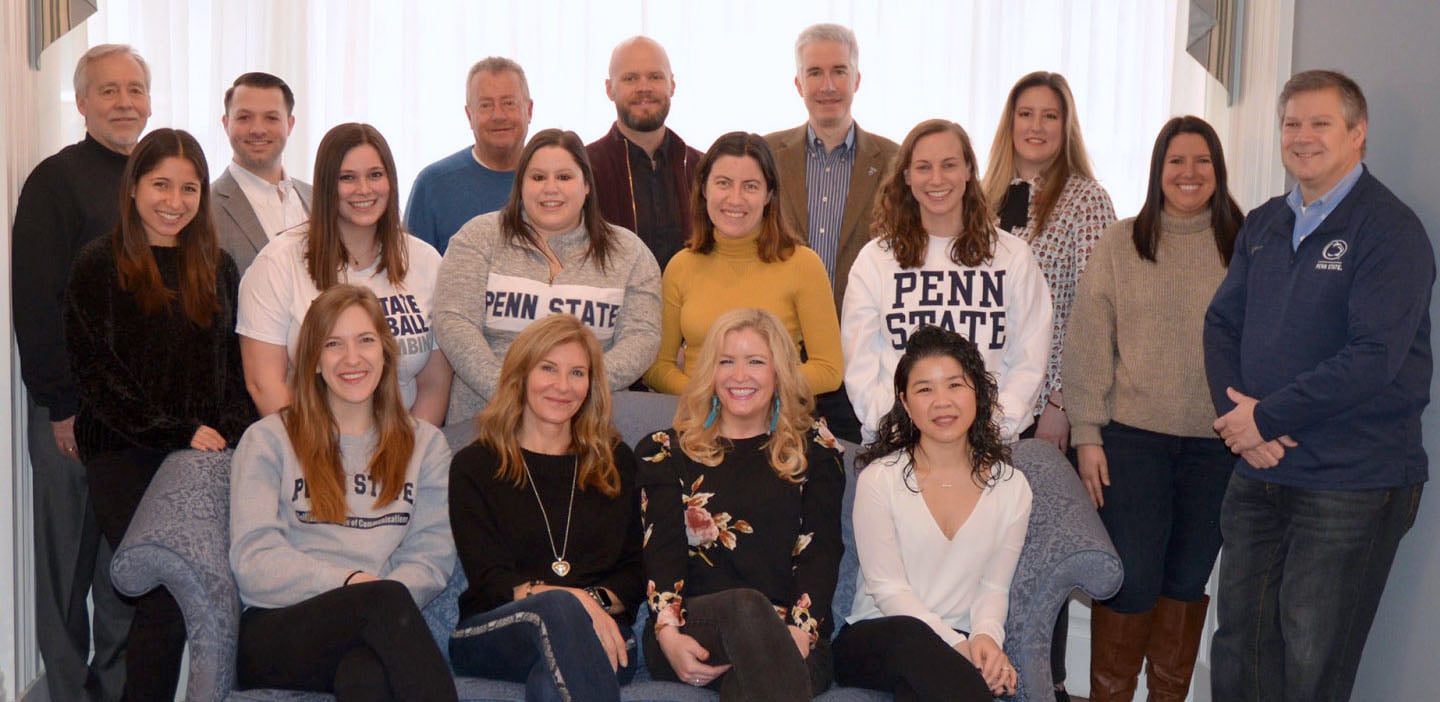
[[616, 97, 670, 133]]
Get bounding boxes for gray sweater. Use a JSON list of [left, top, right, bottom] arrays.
[[433, 212, 662, 422], [229, 413, 455, 609]]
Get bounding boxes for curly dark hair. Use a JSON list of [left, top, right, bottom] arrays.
[[856, 325, 1012, 491]]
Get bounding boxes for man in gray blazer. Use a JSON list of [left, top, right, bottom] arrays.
[[765, 23, 897, 442], [214, 72, 312, 273]]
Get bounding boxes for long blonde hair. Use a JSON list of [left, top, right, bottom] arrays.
[[475, 314, 622, 497], [982, 71, 1097, 238], [674, 308, 813, 481], [284, 285, 414, 524]]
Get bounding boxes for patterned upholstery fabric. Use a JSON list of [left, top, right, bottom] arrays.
[[112, 392, 1118, 701]]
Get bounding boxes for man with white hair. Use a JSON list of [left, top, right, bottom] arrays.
[[12, 43, 150, 702]]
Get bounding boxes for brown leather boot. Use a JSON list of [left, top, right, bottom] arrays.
[[1089, 603, 1153, 702], [1144, 596, 1210, 702]]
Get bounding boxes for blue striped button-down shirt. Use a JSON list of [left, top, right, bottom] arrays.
[[804, 124, 856, 284]]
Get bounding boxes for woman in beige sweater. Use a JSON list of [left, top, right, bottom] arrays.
[[1063, 116, 1243, 702]]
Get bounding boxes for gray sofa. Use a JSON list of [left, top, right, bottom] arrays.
[[111, 391, 1121, 701]]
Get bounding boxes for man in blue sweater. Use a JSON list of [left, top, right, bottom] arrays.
[[1204, 70, 1433, 701], [405, 56, 532, 254]]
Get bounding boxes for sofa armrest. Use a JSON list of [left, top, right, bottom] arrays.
[[1003, 439, 1123, 702], [110, 449, 240, 702]]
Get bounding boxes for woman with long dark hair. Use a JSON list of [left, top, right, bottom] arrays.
[[637, 308, 845, 700], [835, 325, 1030, 700], [843, 119, 1052, 444], [239, 122, 452, 426], [1064, 116, 1243, 702], [230, 284, 456, 700], [65, 127, 256, 700], [448, 313, 642, 700], [434, 128, 661, 423]]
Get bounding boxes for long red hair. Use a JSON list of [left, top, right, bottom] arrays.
[[283, 285, 415, 524]]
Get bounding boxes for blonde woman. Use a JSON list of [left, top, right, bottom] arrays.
[[637, 308, 845, 700], [982, 71, 1117, 451], [983, 73, 1116, 701]]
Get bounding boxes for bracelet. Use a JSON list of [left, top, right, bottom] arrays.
[[521, 580, 544, 598], [1047, 397, 1066, 412], [343, 570, 363, 586]]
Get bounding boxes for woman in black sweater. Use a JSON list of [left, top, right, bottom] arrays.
[[636, 307, 846, 701], [448, 313, 642, 701], [64, 128, 256, 701]]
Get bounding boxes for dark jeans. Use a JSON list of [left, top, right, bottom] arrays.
[[86, 446, 184, 702], [814, 386, 862, 445], [832, 616, 992, 702], [238, 579, 458, 702], [1209, 472, 1423, 702], [643, 588, 831, 701], [450, 590, 635, 702], [30, 400, 129, 702], [1095, 423, 1232, 613]]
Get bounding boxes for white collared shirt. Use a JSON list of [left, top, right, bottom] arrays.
[[228, 162, 308, 240]]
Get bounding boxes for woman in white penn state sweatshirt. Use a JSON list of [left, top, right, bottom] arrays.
[[230, 284, 457, 701], [843, 119, 1052, 444]]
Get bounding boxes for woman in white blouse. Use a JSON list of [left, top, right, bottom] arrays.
[[835, 325, 1031, 701]]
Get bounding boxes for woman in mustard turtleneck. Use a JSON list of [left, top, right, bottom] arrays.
[[644, 132, 843, 408]]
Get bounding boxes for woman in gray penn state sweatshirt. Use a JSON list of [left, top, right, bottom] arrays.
[[229, 284, 457, 700], [432, 129, 661, 424]]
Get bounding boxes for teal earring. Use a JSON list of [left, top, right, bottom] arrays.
[[769, 396, 781, 432], [703, 395, 720, 429]]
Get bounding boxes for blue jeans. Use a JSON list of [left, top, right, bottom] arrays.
[[450, 590, 635, 702], [1096, 423, 1232, 613], [1209, 472, 1423, 702]]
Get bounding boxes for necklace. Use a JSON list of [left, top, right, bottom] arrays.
[[522, 454, 578, 577]]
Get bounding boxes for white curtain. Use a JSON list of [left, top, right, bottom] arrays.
[[56, 0, 1189, 219]]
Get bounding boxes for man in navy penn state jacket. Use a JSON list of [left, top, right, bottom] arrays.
[[1204, 69, 1433, 702]]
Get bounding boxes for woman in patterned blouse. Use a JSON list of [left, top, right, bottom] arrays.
[[982, 73, 1117, 702], [636, 307, 845, 700], [982, 71, 1117, 452]]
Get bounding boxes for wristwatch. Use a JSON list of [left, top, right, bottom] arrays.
[[584, 586, 613, 610]]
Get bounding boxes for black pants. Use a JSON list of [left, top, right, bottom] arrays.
[[643, 588, 831, 701], [833, 616, 992, 702], [86, 446, 184, 702], [814, 387, 862, 445], [238, 579, 457, 701]]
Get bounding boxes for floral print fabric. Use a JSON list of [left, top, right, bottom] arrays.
[[636, 424, 846, 645]]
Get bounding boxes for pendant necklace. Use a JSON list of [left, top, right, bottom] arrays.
[[523, 454, 578, 577]]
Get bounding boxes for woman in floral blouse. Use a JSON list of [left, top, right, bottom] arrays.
[[636, 307, 845, 700]]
